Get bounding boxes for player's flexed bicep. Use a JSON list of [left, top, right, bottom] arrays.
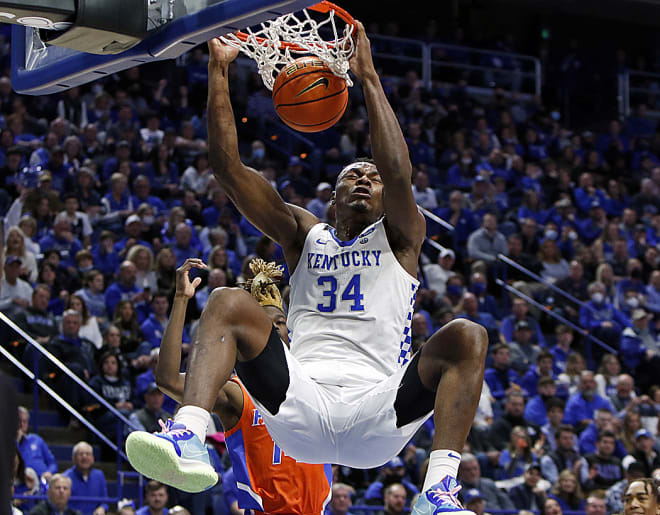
[[207, 38, 318, 261]]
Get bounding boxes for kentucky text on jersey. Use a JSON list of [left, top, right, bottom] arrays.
[[306, 250, 382, 271]]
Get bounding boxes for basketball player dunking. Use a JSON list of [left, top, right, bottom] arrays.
[[127, 22, 488, 515], [156, 258, 332, 515]]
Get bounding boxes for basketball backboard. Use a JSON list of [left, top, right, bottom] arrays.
[[10, 0, 316, 95]]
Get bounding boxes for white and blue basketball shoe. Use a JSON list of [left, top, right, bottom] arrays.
[[411, 476, 474, 515], [126, 419, 218, 493]]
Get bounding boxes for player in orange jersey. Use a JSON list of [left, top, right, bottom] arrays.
[[154, 258, 332, 514]]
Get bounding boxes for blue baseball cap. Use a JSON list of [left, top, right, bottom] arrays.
[[384, 457, 404, 469], [463, 489, 484, 504], [635, 429, 653, 440]]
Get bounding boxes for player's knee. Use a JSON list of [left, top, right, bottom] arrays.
[[446, 318, 488, 359], [206, 286, 254, 323]]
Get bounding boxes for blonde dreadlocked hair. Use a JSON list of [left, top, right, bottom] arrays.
[[244, 258, 284, 311]]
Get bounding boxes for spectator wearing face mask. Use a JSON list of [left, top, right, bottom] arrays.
[[615, 260, 647, 311], [469, 272, 499, 319], [579, 282, 632, 362]]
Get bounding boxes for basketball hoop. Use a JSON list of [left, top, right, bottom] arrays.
[[220, 1, 356, 91]]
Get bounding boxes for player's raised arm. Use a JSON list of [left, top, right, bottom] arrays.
[[154, 258, 206, 401], [207, 39, 317, 261], [349, 22, 425, 251]]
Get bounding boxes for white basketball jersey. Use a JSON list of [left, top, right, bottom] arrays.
[[288, 218, 420, 387]]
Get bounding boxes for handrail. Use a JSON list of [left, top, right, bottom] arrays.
[[419, 206, 455, 232], [496, 279, 617, 355], [0, 344, 127, 458], [0, 311, 136, 429], [428, 42, 542, 96], [425, 238, 449, 253], [360, 34, 542, 95], [496, 253, 595, 315]]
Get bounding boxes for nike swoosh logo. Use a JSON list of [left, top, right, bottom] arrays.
[[295, 77, 329, 98], [448, 452, 461, 460], [316, 239, 328, 245]]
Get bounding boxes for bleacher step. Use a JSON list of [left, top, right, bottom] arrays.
[[51, 444, 101, 462], [38, 426, 87, 444], [17, 391, 59, 410]]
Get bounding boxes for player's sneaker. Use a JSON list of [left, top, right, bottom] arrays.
[[126, 419, 218, 493], [411, 476, 474, 515]]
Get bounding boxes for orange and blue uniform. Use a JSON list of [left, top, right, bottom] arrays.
[[224, 378, 332, 514]]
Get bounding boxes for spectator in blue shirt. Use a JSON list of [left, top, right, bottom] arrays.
[[644, 270, 660, 314], [579, 281, 632, 354], [202, 189, 232, 228], [171, 223, 201, 268], [16, 407, 57, 482], [574, 173, 607, 215], [364, 457, 418, 505], [620, 309, 660, 392], [139, 292, 190, 353], [617, 277, 647, 321], [446, 150, 476, 190], [551, 325, 574, 373], [564, 371, 614, 429], [38, 213, 83, 271], [63, 442, 108, 515], [74, 271, 108, 324], [520, 351, 558, 399], [91, 232, 121, 282], [104, 261, 149, 323], [434, 190, 478, 249], [114, 215, 153, 260], [501, 297, 546, 348], [469, 272, 500, 319], [136, 481, 169, 515], [524, 377, 558, 426], [484, 344, 521, 401], [578, 409, 627, 458], [100, 173, 133, 223], [130, 176, 166, 217], [518, 190, 548, 226], [576, 201, 607, 245]]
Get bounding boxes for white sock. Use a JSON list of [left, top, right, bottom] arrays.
[[422, 450, 462, 491], [173, 405, 210, 443]]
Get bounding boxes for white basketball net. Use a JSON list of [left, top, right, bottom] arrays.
[[220, 4, 355, 91]]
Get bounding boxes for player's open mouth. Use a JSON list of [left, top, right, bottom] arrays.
[[352, 187, 371, 198]]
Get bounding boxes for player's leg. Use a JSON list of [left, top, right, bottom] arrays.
[[406, 319, 488, 515], [181, 287, 273, 411], [126, 287, 274, 492]]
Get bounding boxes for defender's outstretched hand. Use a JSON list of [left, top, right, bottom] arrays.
[[175, 258, 207, 299], [349, 20, 377, 81], [208, 37, 240, 65]]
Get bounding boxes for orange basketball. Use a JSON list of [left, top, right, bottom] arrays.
[[272, 57, 348, 133]]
